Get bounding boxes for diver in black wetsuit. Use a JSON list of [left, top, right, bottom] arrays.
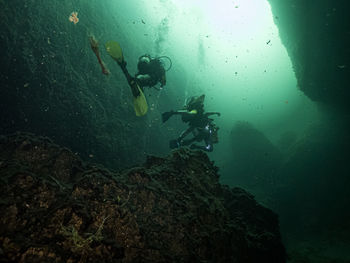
[[162, 94, 220, 152], [90, 38, 169, 91], [135, 54, 168, 90]]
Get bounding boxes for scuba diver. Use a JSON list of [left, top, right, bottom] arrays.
[[89, 36, 171, 116], [90, 36, 147, 116], [135, 54, 170, 90], [90, 36, 169, 89], [162, 95, 220, 152]]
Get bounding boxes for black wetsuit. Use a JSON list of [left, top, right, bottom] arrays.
[[180, 123, 214, 152], [174, 112, 219, 152], [135, 58, 165, 88]]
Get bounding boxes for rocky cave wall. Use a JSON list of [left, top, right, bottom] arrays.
[[265, 0, 350, 233], [227, 117, 350, 261], [267, 0, 350, 112], [0, 0, 182, 170]]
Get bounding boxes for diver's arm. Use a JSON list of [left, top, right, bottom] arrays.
[[205, 112, 221, 117], [173, 109, 190, 114], [175, 109, 197, 115], [162, 109, 197, 123], [169, 109, 197, 116]]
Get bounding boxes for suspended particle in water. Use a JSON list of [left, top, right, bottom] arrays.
[[69, 11, 79, 24]]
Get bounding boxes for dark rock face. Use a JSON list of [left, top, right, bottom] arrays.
[[273, 119, 350, 238], [0, 0, 176, 170], [0, 133, 286, 262], [228, 121, 283, 191], [262, 2, 350, 259], [226, 120, 350, 261], [267, 0, 350, 111]]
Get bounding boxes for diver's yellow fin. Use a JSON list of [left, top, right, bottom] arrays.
[[105, 40, 148, 116], [105, 40, 124, 63], [133, 86, 148, 116]]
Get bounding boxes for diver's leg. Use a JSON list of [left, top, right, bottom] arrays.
[[181, 137, 197, 146], [190, 138, 213, 152], [169, 127, 194, 149], [190, 144, 213, 152], [178, 127, 194, 142], [170, 137, 195, 149], [118, 63, 140, 97]]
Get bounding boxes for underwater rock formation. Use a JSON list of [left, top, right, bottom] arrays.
[[228, 121, 282, 191], [0, 133, 286, 263], [264, 2, 350, 259], [0, 0, 175, 171], [273, 119, 350, 238], [267, 0, 350, 111]]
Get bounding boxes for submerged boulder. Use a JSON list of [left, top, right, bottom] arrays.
[[0, 133, 285, 262], [228, 121, 283, 190]]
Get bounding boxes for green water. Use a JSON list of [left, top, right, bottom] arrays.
[[1, 0, 349, 262]]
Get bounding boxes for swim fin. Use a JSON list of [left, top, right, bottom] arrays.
[[105, 40, 148, 116], [133, 85, 148, 116], [105, 40, 124, 63]]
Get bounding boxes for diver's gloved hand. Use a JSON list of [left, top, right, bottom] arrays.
[[162, 110, 174, 123]]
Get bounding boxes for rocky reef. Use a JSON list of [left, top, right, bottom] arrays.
[[0, 133, 286, 262]]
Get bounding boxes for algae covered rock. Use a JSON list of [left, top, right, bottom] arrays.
[[0, 133, 285, 262]]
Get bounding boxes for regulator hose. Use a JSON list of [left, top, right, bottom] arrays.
[[157, 56, 172, 71]]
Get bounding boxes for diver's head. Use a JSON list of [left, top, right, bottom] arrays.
[[184, 97, 195, 108], [139, 55, 151, 64], [138, 55, 152, 72], [184, 94, 205, 110]]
